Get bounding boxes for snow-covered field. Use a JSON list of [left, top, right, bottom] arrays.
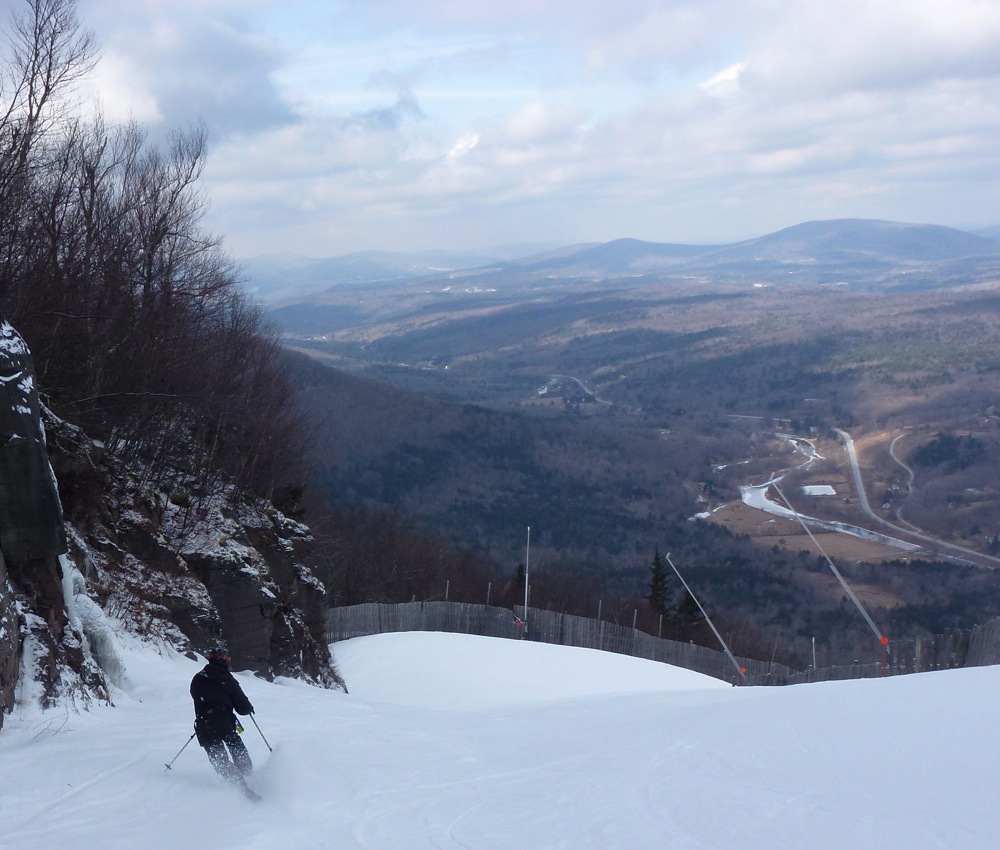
[[1, 631, 998, 849]]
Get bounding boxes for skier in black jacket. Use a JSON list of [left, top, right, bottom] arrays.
[[190, 648, 255, 788]]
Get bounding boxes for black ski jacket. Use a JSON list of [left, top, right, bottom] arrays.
[[190, 661, 254, 742]]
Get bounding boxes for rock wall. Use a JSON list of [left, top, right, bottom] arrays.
[[0, 318, 112, 729], [47, 407, 340, 687], [0, 554, 18, 716], [0, 318, 340, 730]]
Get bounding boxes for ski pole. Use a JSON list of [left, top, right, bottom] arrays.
[[164, 731, 197, 771], [250, 714, 273, 752]]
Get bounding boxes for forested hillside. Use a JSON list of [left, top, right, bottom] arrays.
[[274, 222, 1000, 667]]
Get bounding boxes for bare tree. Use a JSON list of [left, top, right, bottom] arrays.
[[0, 0, 306, 503], [0, 0, 94, 191]]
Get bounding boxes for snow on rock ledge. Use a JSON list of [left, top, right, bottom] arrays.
[[46, 409, 339, 687]]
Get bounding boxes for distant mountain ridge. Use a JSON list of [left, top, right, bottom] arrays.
[[242, 244, 559, 302], [247, 219, 1000, 303], [490, 219, 1000, 281], [719, 219, 999, 263]]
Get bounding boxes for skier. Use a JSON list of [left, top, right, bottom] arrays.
[[190, 648, 258, 798]]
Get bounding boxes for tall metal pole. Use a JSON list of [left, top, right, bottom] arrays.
[[522, 526, 530, 639], [664, 552, 747, 684], [773, 483, 888, 653]]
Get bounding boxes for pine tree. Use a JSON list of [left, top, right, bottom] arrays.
[[675, 588, 704, 627], [646, 549, 671, 618]]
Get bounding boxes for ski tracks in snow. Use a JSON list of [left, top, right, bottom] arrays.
[[6, 752, 148, 842], [349, 751, 591, 849]]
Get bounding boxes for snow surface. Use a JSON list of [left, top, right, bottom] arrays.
[[1, 631, 998, 849]]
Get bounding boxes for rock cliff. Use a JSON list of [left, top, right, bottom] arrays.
[[0, 317, 339, 731]]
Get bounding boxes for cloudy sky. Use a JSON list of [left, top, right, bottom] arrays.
[[68, 0, 1000, 258]]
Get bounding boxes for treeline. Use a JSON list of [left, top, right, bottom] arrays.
[[301, 492, 760, 660], [305, 497, 604, 615], [0, 0, 302, 500]]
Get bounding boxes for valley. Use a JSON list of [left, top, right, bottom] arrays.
[[266, 220, 1000, 668]]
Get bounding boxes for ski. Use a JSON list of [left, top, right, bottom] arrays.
[[241, 784, 262, 803], [233, 775, 262, 802]]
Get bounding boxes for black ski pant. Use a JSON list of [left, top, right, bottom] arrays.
[[201, 728, 253, 783]]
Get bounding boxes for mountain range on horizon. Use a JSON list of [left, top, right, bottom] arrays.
[[243, 218, 1000, 303]]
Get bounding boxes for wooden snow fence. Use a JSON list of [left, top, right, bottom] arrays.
[[512, 605, 791, 685], [963, 617, 1000, 667], [326, 601, 519, 643], [327, 601, 1000, 687], [326, 601, 790, 686], [772, 620, 1000, 685]]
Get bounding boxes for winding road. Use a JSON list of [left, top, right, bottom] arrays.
[[740, 439, 922, 555], [738, 428, 1000, 569], [834, 429, 1000, 570], [541, 374, 613, 406]]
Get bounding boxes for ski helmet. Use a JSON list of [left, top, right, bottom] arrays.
[[207, 648, 231, 668]]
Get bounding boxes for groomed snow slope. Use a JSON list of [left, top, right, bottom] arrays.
[[1, 631, 998, 849]]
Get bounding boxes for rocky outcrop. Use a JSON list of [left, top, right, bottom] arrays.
[[0, 318, 340, 730], [47, 408, 341, 688], [0, 318, 108, 729], [0, 561, 17, 718], [0, 322, 66, 563]]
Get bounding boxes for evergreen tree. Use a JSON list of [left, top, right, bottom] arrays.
[[675, 588, 704, 627], [646, 549, 672, 618]]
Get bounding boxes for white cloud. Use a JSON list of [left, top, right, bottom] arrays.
[[447, 132, 480, 160], [492, 101, 588, 146], [78, 0, 296, 138], [80, 49, 162, 123], [698, 62, 747, 98], [68, 0, 1000, 254], [746, 0, 1000, 99]]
